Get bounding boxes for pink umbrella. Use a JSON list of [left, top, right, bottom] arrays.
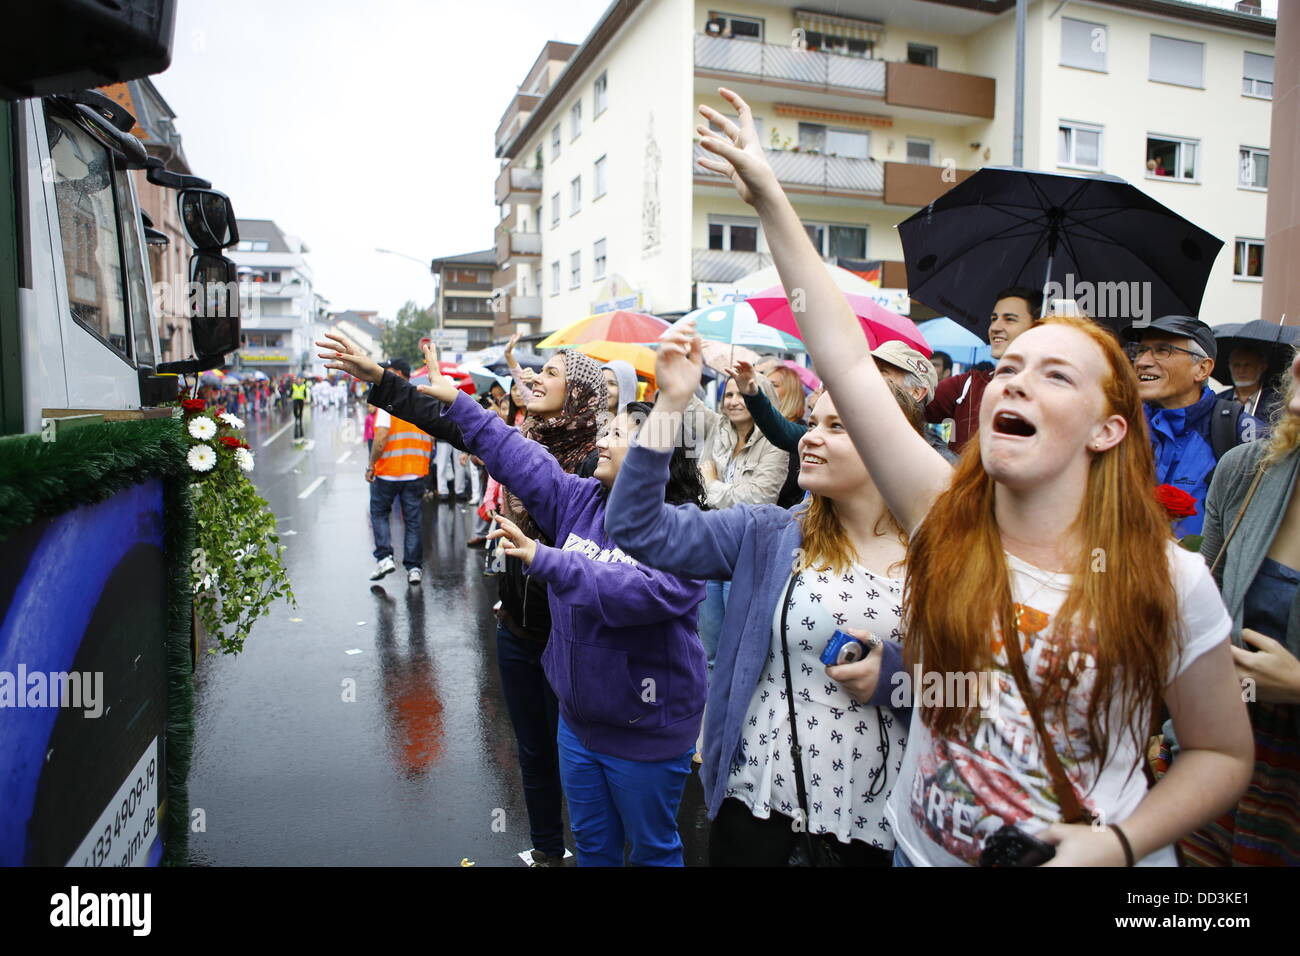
[[781, 359, 820, 391], [747, 284, 931, 357]]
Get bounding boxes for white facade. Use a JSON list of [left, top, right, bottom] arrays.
[[230, 221, 329, 373], [498, 0, 1274, 332]]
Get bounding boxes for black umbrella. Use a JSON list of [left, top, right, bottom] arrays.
[[898, 167, 1223, 338], [1212, 319, 1299, 384]]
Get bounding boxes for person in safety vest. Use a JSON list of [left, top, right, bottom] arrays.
[[290, 377, 308, 437], [365, 357, 432, 584]]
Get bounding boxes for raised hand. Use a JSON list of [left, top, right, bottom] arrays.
[[696, 88, 779, 207], [488, 512, 537, 565], [727, 359, 759, 396], [317, 331, 384, 383], [655, 323, 705, 410], [505, 332, 522, 368], [414, 339, 460, 404]]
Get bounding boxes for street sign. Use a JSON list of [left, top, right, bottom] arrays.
[[429, 329, 468, 351]]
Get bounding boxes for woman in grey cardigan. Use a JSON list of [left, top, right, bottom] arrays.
[[1183, 352, 1300, 866]]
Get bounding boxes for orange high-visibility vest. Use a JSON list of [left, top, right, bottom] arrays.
[[373, 415, 433, 478]]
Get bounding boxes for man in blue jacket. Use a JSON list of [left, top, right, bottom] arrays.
[[1124, 315, 1262, 537]]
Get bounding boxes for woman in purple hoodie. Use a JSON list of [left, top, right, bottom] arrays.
[[318, 332, 709, 867]]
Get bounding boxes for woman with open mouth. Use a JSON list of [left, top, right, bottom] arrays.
[[318, 332, 709, 867], [690, 87, 1253, 867]]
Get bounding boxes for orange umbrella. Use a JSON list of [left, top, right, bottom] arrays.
[[574, 340, 656, 388], [537, 310, 669, 348]]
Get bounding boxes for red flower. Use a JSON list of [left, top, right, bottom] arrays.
[[219, 436, 243, 448], [1154, 484, 1197, 521], [182, 399, 206, 412]]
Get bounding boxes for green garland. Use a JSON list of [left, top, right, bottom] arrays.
[[161, 475, 195, 866]]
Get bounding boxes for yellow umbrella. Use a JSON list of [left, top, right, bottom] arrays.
[[573, 340, 656, 388], [537, 310, 669, 349]]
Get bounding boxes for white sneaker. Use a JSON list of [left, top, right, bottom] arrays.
[[369, 556, 396, 580], [407, 567, 422, 585]]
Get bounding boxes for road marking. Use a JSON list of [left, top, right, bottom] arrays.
[[263, 422, 293, 447], [297, 476, 326, 499], [336, 450, 353, 464]]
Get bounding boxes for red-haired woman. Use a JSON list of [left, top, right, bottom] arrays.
[[694, 87, 1253, 866]]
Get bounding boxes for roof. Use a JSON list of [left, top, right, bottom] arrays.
[[331, 311, 386, 338], [430, 248, 496, 268], [235, 219, 293, 253]]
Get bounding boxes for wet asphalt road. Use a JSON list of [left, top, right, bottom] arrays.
[[186, 400, 709, 866]]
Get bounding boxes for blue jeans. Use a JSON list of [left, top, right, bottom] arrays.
[[369, 478, 424, 570], [557, 717, 693, 867], [695, 579, 731, 670], [892, 845, 914, 867], [495, 624, 565, 857]]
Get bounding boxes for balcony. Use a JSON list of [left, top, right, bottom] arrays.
[[693, 248, 773, 283], [495, 92, 541, 158], [883, 161, 975, 207], [695, 34, 884, 97], [883, 62, 994, 119], [694, 143, 882, 197], [494, 230, 542, 268], [495, 164, 543, 206], [509, 295, 542, 320]]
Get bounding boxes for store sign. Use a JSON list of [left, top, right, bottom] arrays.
[[591, 274, 647, 314], [239, 348, 291, 365]]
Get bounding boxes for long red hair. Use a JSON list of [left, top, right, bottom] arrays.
[[903, 314, 1177, 770]]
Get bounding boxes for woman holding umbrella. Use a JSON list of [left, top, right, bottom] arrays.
[[693, 86, 1252, 866]]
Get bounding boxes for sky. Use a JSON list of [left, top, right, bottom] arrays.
[[156, 0, 612, 320]]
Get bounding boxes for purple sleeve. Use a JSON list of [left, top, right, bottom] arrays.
[[867, 639, 911, 717], [528, 543, 705, 626]]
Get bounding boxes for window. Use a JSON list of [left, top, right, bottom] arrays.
[[551, 124, 561, 160], [1058, 122, 1102, 169], [907, 43, 938, 67], [1146, 135, 1198, 181], [594, 238, 607, 280], [802, 222, 867, 259], [705, 12, 763, 41], [550, 193, 560, 228], [550, 260, 560, 295], [532, 206, 542, 233], [570, 101, 582, 141], [1234, 238, 1264, 279], [447, 268, 490, 285], [594, 155, 607, 198], [1149, 35, 1204, 88], [1060, 17, 1106, 72], [707, 215, 759, 252], [594, 72, 608, 116], [906, 139, 933, 165], [447, 298, 492, 313], [1239, 146, 1269, 189], [236, 239, 269, 252], [804, 31, 874, 57], [570, 251, 581, 289], [534, 146, 544, 170], [1243, 52, 1274, 98], [798, 123, 868, 159], [45, 109, 131, 358], [570, 175, 581, 215]]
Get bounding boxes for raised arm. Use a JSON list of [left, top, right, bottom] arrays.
[[730, 359, 806, 453], [697, 88, 950, 532]]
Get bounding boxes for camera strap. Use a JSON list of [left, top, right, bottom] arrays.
[[777, 572, 818, 856], [1001, 612, 1095, 825]]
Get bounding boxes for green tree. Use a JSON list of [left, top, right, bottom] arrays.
[[380, 300, 435, 366]]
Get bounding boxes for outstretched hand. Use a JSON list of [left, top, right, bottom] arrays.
[[727, 359, 759, 396], [414, 339, 461, 404], [655, 323, 705, 410], [317, 331, 384, 383], [696, 88, 778, 207], [488, 512, 537, 565]]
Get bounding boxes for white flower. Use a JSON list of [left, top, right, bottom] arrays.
[[187, 444, 217, 472], [188, 416, 217, 440], [234, 447, 255, 472], [219, 412, 246, 430]]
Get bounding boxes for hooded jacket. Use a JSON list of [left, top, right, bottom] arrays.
[[603, 360, 639, 414]]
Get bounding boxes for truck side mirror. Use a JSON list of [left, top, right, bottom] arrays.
[[189, 253, 240, 356], [178, 188, 238, 250]]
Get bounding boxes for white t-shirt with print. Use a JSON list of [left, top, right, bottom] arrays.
[[886, 542, 1231, 867], [726, 564, 909, 848]]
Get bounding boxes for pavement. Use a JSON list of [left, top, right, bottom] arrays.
[[186, 400, 709, 866]]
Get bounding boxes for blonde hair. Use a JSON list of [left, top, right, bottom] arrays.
[[1260, 348, 1300, 470], [767, 366, 807, 422]]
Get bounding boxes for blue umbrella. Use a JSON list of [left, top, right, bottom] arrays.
[[676, 302, 805, 353], [917, 318, 994, 368]]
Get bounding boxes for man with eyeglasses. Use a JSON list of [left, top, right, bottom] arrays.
[[1123, 315, 1263, 536]]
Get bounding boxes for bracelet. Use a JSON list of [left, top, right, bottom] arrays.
[[1110, 824, 1135, 867]]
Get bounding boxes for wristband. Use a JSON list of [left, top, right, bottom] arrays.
[[1110, 824, 1135, 867]]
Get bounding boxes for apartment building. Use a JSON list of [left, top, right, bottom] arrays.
[[491, 0, 1275, 335], [431, 249, 498, 351], [230, 219, 329, 375]]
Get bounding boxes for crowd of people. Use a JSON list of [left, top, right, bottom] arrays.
[[312, 88, 1297, 869]]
